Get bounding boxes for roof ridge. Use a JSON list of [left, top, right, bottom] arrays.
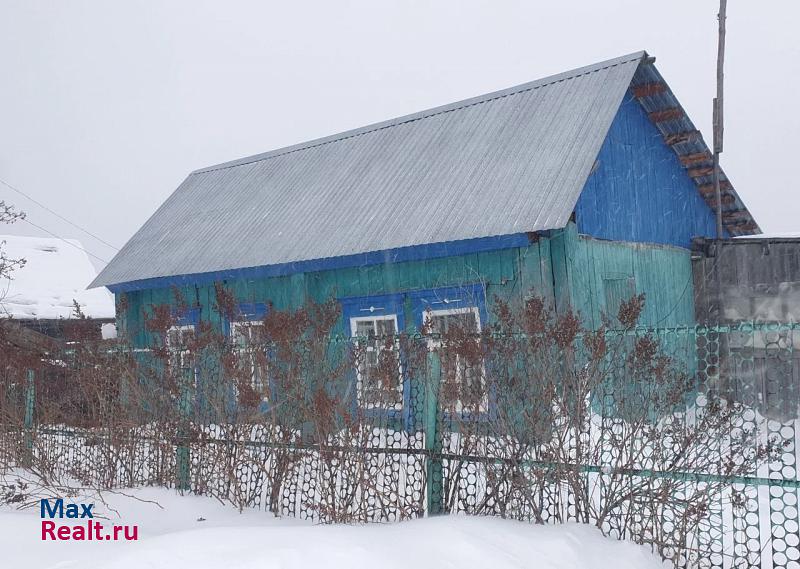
[[193, 51, 647, 175]]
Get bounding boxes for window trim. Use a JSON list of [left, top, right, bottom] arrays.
[[165, 324, 198, 396], [165, 324, 196, 355], [349, 313, 403, 411], [410, 284, 491, 421], [348, 313, 400, 337], [223, 302, 268, 336], [409, 283, 488, 332], [340, 293, 406, 418], [224, 302, 270, 409], [340, 292, 406, 332], [424, 305, 489, 417], [163, 306, 200, 364], [229, 319, 269, 405], [423, 305, 482, 336], [338, 286, 491, 424]]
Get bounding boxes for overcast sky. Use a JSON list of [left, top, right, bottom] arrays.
[[1, 0, 798, 270]]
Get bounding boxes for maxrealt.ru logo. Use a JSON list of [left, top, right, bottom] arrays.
[[40, 499, 138, 541]]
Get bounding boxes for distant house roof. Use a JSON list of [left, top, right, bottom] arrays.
[[1, 235, 115, 319], [92, 51, 758, 291], [733, 233, 800, 241]]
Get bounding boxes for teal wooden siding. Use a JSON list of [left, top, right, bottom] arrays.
[[119, 237, 555, 347], [550, 223, 695, 329], [118, 224, 697, 428], [118, 222, 695, 346]]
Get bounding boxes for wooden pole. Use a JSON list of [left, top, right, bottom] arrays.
[[713, 0, 727, 239], [22, 369, 35, 466], [424, 351, 443, 515], [176, 366, 193, 491]]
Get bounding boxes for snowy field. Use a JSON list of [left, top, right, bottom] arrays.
[[0, 487, 667, 569]]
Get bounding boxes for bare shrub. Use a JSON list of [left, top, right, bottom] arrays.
[[440, 293, 783, 565], [0, 285, 785, 566]]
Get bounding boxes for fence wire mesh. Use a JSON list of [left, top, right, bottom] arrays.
[[2, 322, 800, 568]]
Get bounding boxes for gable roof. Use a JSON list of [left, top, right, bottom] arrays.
[[92, 51, 758, 291]]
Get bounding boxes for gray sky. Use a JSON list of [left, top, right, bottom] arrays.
[[1, 0, 798, 270]]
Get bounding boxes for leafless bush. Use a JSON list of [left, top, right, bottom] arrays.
[[0, 284, 784, 566], [426, 293, 782, 565], [0, 201, 26, 287]]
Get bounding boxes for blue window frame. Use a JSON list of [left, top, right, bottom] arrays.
[[339, 285, 492, 425], [226, 302, 270, 409], [409, 283, 488, 331], [171, 307, 201, 327], [340, 293, 405, 331], [410, 284, 492, 420], [223, 302, 268, 336], [165, 307, 200, 355], [340, 293, 406, 419], [164, 308, 202, 402]]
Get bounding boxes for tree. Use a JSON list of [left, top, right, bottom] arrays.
[[0, 201, 26, 305]]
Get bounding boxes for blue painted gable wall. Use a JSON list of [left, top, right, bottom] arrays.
[[574, 91, 720, 249]]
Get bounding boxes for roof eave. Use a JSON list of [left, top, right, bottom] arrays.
[[630, 60, 761, 236]]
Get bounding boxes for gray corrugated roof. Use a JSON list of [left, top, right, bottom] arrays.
[[93, 52, 650, 289]]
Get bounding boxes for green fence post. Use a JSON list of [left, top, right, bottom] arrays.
[[425, 351, 444, 515], [22, 369, 35, 466], [176, 366, 192, 491]]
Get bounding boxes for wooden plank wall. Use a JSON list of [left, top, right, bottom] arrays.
[[574, 92, 720, 249], [119, 238, 557, 347], [553, 223, 696, 328]]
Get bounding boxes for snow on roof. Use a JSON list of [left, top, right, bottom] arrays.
[[0, 235, 115, 320], [734, 232, 800, 240]]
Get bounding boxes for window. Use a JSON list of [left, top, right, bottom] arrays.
[[163, 307, 200, 372], [423, 306, 487, 414], [230, 320, 268, 401], [426, 307, 480, 337], [410, 284, 488, 416], [350, 314, 402, 409], [166, 324, 195, 371], [410, 284, 487, 330], [341, 293, 406, 411]]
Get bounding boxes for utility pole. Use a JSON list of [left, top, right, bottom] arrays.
[[713, 0, 727, 239], [713, 0, 728, 394]]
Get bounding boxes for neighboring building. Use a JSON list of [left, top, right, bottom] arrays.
[[92, 51, 759, 358], [1, 235, 115, 339], [693, 235, 800, 324]]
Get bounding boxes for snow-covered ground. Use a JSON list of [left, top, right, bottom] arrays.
[[0, 487, 667, 569]]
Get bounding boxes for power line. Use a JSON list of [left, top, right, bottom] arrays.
[[0, 176, 120, 251], [19, 217, 110, 265]]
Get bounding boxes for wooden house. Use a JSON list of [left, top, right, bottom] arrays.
[[92, 51, 759, 353]]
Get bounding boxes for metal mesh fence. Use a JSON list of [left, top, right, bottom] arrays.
[[3, 322, 800, 568]]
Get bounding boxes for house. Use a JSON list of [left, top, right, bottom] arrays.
[[1, 235, 116, 339], [92, 51, 759, 358]]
